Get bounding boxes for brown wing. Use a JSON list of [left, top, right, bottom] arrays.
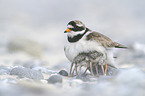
[[86, 31, 127, 48]]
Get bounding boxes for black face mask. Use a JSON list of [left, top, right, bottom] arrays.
[[68, 21, 85, 32], [68, 28, 89, 43]]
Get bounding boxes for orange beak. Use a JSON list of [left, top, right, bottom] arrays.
[[64, 28, 71, 33]]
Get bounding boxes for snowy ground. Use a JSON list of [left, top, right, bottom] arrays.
[[0, 0, 145, 96]]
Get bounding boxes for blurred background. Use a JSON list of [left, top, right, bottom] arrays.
[[0, 0, 145, 68], [0, 1, 145, 96]]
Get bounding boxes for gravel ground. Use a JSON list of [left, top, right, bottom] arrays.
[[0, 43, 144, 96]]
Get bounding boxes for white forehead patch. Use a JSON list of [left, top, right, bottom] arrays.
[[67, 25, 74, 28], [76, 24, 83, 27]]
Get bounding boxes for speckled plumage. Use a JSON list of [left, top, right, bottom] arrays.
[[73, 51, 105, 67]]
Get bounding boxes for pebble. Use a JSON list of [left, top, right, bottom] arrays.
[[58, 70, 68, 76], [23, 61, 37, 69], [1, 78, 17, 84], [32, 66, 57, 74], [0, 66, 10, 75], [47, 74, 63, 84], [10, 67, 44, 80], [75, 74, 91, 82], [7, 37, 43, 57], [90, 65, 118, 76]]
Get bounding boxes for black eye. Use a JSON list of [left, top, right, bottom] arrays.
[[68, 21, 85, 32]]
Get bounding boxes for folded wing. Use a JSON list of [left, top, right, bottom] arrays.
[[86, 31, 127, 48]]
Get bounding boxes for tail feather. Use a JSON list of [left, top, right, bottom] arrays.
[[108, 64, 118, 69], [114, 42, 127, 48]]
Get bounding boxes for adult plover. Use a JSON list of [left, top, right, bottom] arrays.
[[64, 20, 127, 76]]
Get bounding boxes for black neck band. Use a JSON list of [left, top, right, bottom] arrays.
[[68, 28, 89, 43]]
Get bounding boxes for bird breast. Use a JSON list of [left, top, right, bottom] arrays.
[[64, 37, 106, 62]]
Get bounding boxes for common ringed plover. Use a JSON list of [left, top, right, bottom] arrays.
[[64, 20, 127, 76]]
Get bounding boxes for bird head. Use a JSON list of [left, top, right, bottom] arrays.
[[64, 20, 86, 37]]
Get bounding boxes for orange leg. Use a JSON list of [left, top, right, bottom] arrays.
[[104, 64, 108, 76]]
